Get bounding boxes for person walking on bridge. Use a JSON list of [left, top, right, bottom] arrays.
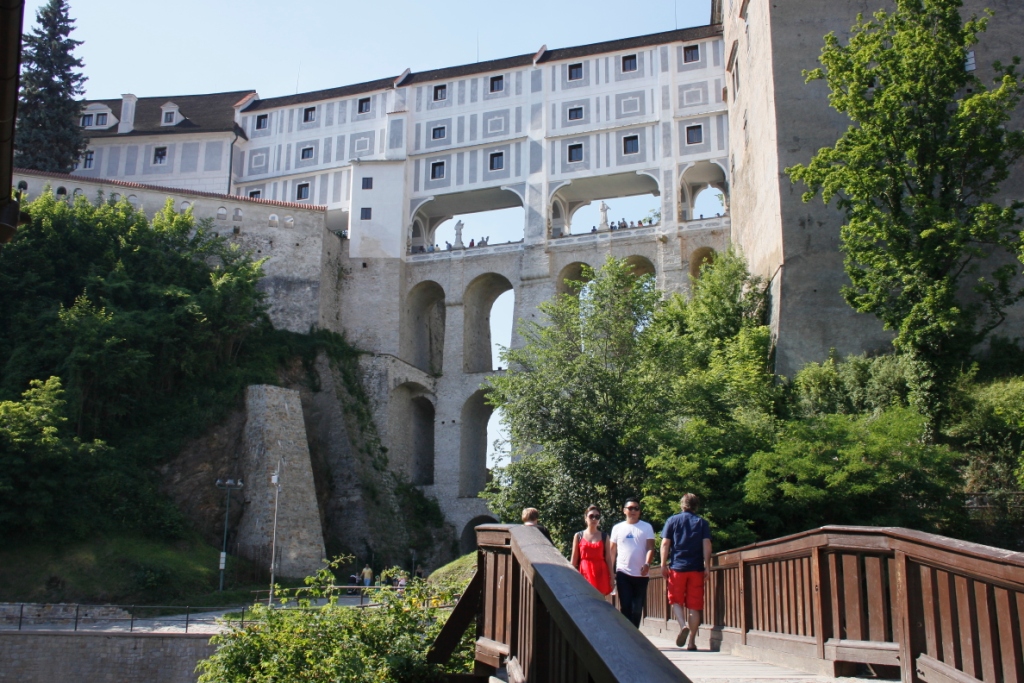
[[660, 493, 712, 650], [609, 497, 655, 627]]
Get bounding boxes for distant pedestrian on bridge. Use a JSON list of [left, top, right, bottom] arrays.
[[570, 505, 613, 595], [660, 493, 712, 650], [522, 507, 552, 542], [609, 497, 655, 627]]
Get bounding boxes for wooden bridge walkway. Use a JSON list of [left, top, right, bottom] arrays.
[[429, 524, 1024, 683]]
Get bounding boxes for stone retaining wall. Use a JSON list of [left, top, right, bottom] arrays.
[[0, 631, 214, 683]]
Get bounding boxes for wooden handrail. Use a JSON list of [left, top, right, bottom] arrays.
[[643, 525, 1024, 682], [433, 523, 690, 682]]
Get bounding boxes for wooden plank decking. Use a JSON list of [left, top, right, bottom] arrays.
[[647, 636, 844, 683]]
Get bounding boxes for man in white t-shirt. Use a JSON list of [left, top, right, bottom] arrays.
[[609, 497, 656, 627]]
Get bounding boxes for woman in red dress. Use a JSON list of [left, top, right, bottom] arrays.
[[570, 505, 614, 595]]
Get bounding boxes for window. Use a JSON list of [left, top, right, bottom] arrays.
[[622, 54, 637, 72], [490, 75, 504, 92], [255, 114, 268, 130], [96, 113, 107, 126], [82, 150, 94, 169], [249, 190, 262, 199], [431, 126, 446, 140], [568, 63, 583, 81], [296, 183, 310, 200], [568, 106, 584, 121], [623, 135, 639, 155], [567, 143, 583, 163], [684, 45, 700, 63], [360, 207, 372, 220], [430, 161, 445, 180], [303, 107, 316, 123], [362, 177, 373, 190], [686, 124, 703, 145], [358, 97, 371, 114], [153, 147, 167, 165], [80, 114, 93, 127], [489, 152, 504, 171], [163, 111, 175, 124], [732, 65, 740, 94], [433, 84, 447, 101], [300, 146, 314, 160], [965, 50, 976, 72]]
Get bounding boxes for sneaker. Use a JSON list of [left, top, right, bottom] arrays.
[[675, 626, 689, 648]]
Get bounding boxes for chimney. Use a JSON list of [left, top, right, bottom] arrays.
[[118, 93, 137, 134]]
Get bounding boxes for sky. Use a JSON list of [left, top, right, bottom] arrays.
[[29, 0, 716, 467], [40, 0, 715, 101]]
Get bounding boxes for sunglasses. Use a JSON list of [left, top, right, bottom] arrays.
[[587, 514, 601, 519], [624, 506, 640, 511]]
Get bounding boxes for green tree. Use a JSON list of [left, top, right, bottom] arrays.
[[484, 256, 667, 547], [14, 0, 88, 173], [0, 377, 108, 538], [786, 0, 1024, 437], [744, 407, 964, 538]]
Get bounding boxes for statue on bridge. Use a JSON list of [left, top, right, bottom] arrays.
[[453, 220, 465, 249], [598, 201, 610, 232]]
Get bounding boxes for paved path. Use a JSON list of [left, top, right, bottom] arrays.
[[647, 636, 847, 683]]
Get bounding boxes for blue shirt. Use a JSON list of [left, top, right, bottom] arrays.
[[662, 511, 711, 572]]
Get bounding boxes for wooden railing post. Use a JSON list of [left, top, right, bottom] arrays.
[[738, 558, 749, 645], [893, 549, 917, 683], [811, 546, 828, 660]]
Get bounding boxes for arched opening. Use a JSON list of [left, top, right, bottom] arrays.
[[268, 214, 279, 227], [388, 382, 435, 485], [553, 171, 661, 235], [463, 273, 513, 373], [460, 390, 493, 498], [180, 201, 191, 211], [680, 160, 728, 222], [402, 280, 446, 374], [284, 216, 295, 227], [411, 186, 525, 253], [689, 247, 716, 279], [16, 180, 27, 193], [550, 200, 566, 237], [556, 261, 592, 296], [233, 208, 243, 221], [216, 207, 227, 220], [55, 187, 67, 199], [460, 515, 498, 555], [490, 289, 514, 370], [624, 255, 656, 278], [487, 408, 510, 469]]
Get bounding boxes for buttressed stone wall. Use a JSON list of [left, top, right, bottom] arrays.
[[235, 385, 326, 579]]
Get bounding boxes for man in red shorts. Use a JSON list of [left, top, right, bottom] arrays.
[[660, 493, 712, 650]]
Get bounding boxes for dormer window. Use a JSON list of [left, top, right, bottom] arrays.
[[80, 114, 93, 127], [160, 103, 180, 126], [96, 113, 107, 125]]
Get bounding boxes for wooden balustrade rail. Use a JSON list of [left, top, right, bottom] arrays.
[[431, 524, 690, 683], [643, 525, 1024, 682]]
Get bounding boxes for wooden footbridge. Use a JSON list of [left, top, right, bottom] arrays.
[[429, 524, 1024, 683]]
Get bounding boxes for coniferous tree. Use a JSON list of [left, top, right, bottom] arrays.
[[14, 0, 87, 173]]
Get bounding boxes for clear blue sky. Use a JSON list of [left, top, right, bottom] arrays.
[[40, 0, 714, 101], [34, 0, 716, 466]]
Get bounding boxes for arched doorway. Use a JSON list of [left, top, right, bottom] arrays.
[[402, 281, 446, 374], [463, 273, 514, 373], [460, 515, 498, 555], [460, 390, 493, 497], [388, 383, 435, 485], [679, 160, 728, 222], [556, 261, 591, 296], [623, 255, 656, 278], [689, 247, 716, 279]]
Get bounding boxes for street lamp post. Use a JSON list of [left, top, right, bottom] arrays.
[[268, 461, 281, 606], [215, 478, 244, 592]]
